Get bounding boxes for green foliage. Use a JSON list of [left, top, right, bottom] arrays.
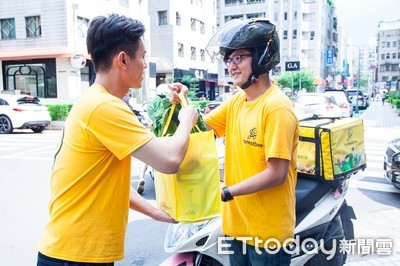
[[45, 104, 73, 121], [327, 0, 334, 7], [393, 99, 400, 109], [277, 71, 316, 92], [147, 97, 206, 137], [190, 100, 209, 113], [165, 77, 175, 83]]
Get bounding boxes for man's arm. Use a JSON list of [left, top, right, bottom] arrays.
[[129, 186, 177, 223], [131, 105, 198, 174], [221, 158, 290, 199]]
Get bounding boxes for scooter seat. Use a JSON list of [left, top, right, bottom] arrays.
[[295, 177, 331, 215]]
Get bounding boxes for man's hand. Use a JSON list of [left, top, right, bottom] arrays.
[[152, 209, 178, 224], [168, 83, 189, 104]]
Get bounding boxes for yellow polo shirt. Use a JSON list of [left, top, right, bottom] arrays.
[[204, 86, 299, 247], [38, 84, 153, 262]]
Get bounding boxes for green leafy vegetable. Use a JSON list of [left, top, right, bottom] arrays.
[[147, 96, 206, 137]]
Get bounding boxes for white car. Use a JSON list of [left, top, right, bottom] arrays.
[[324, 90, 353, 117], [293, 93, 343, 120], [0, 94, 51, 134]]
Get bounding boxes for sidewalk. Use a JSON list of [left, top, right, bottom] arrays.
[[361, 100, 400, 128], [344, 100, 400, 266]]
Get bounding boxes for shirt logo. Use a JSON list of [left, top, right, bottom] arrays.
[[243, 127, 263, 148], [248, 128, 257, 140]]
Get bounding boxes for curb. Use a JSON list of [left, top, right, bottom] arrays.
[[46, 121, 65, 130]]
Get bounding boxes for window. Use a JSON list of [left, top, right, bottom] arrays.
[[247, 13, 265, 19], [293, 11, 297, 20], [119, 0, 129, 8], [310, 31, 315, 40], [393, 41, 397, 47], [293, 29, 297, 39], [283, 30, 288, 39], [25, 16, 41, 38], [0, 18, 16, 39], [225, 14, 243, 22], [176, 12, 181, 26], [393, 53, 396, 59], [292, 47, 297, 57], [200, 21, 205, 34], [77, 17, 89, 38], [191, 47, 196, 60], [284, 12, 288, 20], [386, 53, 390, 59], [158, 11, 167, 25], [200, 49, 205, 61], [387, 41, 391, 48], [274, 12, 278, 21], [398, 53, 400, 59], [178, 43, 184, 57], [381, 54, 385, 60], [381, 41, 386, 48], [191, 18, 196, 31]]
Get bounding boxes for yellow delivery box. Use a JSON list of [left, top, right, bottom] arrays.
[[297, 117, 367, 188]]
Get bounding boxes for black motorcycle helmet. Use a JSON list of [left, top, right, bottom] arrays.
[[206, 19, 280, 89]]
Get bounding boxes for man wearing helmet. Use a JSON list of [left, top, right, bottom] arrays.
[[170, 19, 299, 265]]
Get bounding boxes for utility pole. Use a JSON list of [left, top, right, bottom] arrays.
[[356, 47, 361, 113]]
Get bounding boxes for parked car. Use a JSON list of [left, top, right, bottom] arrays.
[[384, 137, 400, 190], [293, 93, 343, 120], [346, 90, 367, 110], [324, 89, 353, 117], [204, 93, 233, 114], [0, 94, 51, 134]]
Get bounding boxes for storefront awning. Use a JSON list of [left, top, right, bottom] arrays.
[[0, 47, 90, 61], [153, 57, 173, 73]]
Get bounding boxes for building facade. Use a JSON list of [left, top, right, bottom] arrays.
[[0, 0, 150, 101], [217, 0, 338, 91], [376, 19, 400, 88], [148, 0, 219, 99]]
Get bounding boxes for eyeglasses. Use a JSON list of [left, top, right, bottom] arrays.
[[225, 54, 252, 67]]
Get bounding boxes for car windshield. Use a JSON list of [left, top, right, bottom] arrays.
[[16, 96, 40, 104], [325, 92, 348, 103]]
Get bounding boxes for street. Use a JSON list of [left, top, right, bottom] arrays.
[[0, 101, 399, 265]]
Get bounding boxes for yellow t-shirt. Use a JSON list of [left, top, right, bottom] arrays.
[[204, 86, 299, 247], [38, 84, 154, 262]]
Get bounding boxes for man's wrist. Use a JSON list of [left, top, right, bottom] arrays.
[[222, 186, 234, 202]]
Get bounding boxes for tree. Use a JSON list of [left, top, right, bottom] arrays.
[[276, 70, 316, 92]]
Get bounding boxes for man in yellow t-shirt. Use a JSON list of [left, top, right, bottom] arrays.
[[170, 19, 299, 266], [37, 14, 198, 265]]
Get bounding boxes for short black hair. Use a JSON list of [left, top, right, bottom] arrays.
[[86, 14, 145, 73]]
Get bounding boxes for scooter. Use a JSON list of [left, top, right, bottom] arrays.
[[160, 176, 356, 266]]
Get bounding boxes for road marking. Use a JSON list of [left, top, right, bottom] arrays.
[[349, 179, 400, 193], [0, 147, 19, 151], [0, 145, 55, 159]]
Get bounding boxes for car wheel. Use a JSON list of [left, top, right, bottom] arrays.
[[31, 126, 45, 133], [393, 182, 400, 190], [0, 115, 13, 134]]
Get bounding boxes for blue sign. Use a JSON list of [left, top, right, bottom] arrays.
[[326, 49, 334, 67]]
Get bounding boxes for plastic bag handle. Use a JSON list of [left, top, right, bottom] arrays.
[[161, 93, 200, 137]]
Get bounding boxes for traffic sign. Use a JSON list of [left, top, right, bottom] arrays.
[[285, 61, 300, 71], [326, 49, 334, 66]]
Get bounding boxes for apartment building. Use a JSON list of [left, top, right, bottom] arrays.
[[376, 19, 400, 87], [217, 0, 338, 90], [0, 0, 149, 100], [148, 0, 219, 99]]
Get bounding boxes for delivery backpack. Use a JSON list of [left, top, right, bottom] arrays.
[[297, 116, 367, 189]]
